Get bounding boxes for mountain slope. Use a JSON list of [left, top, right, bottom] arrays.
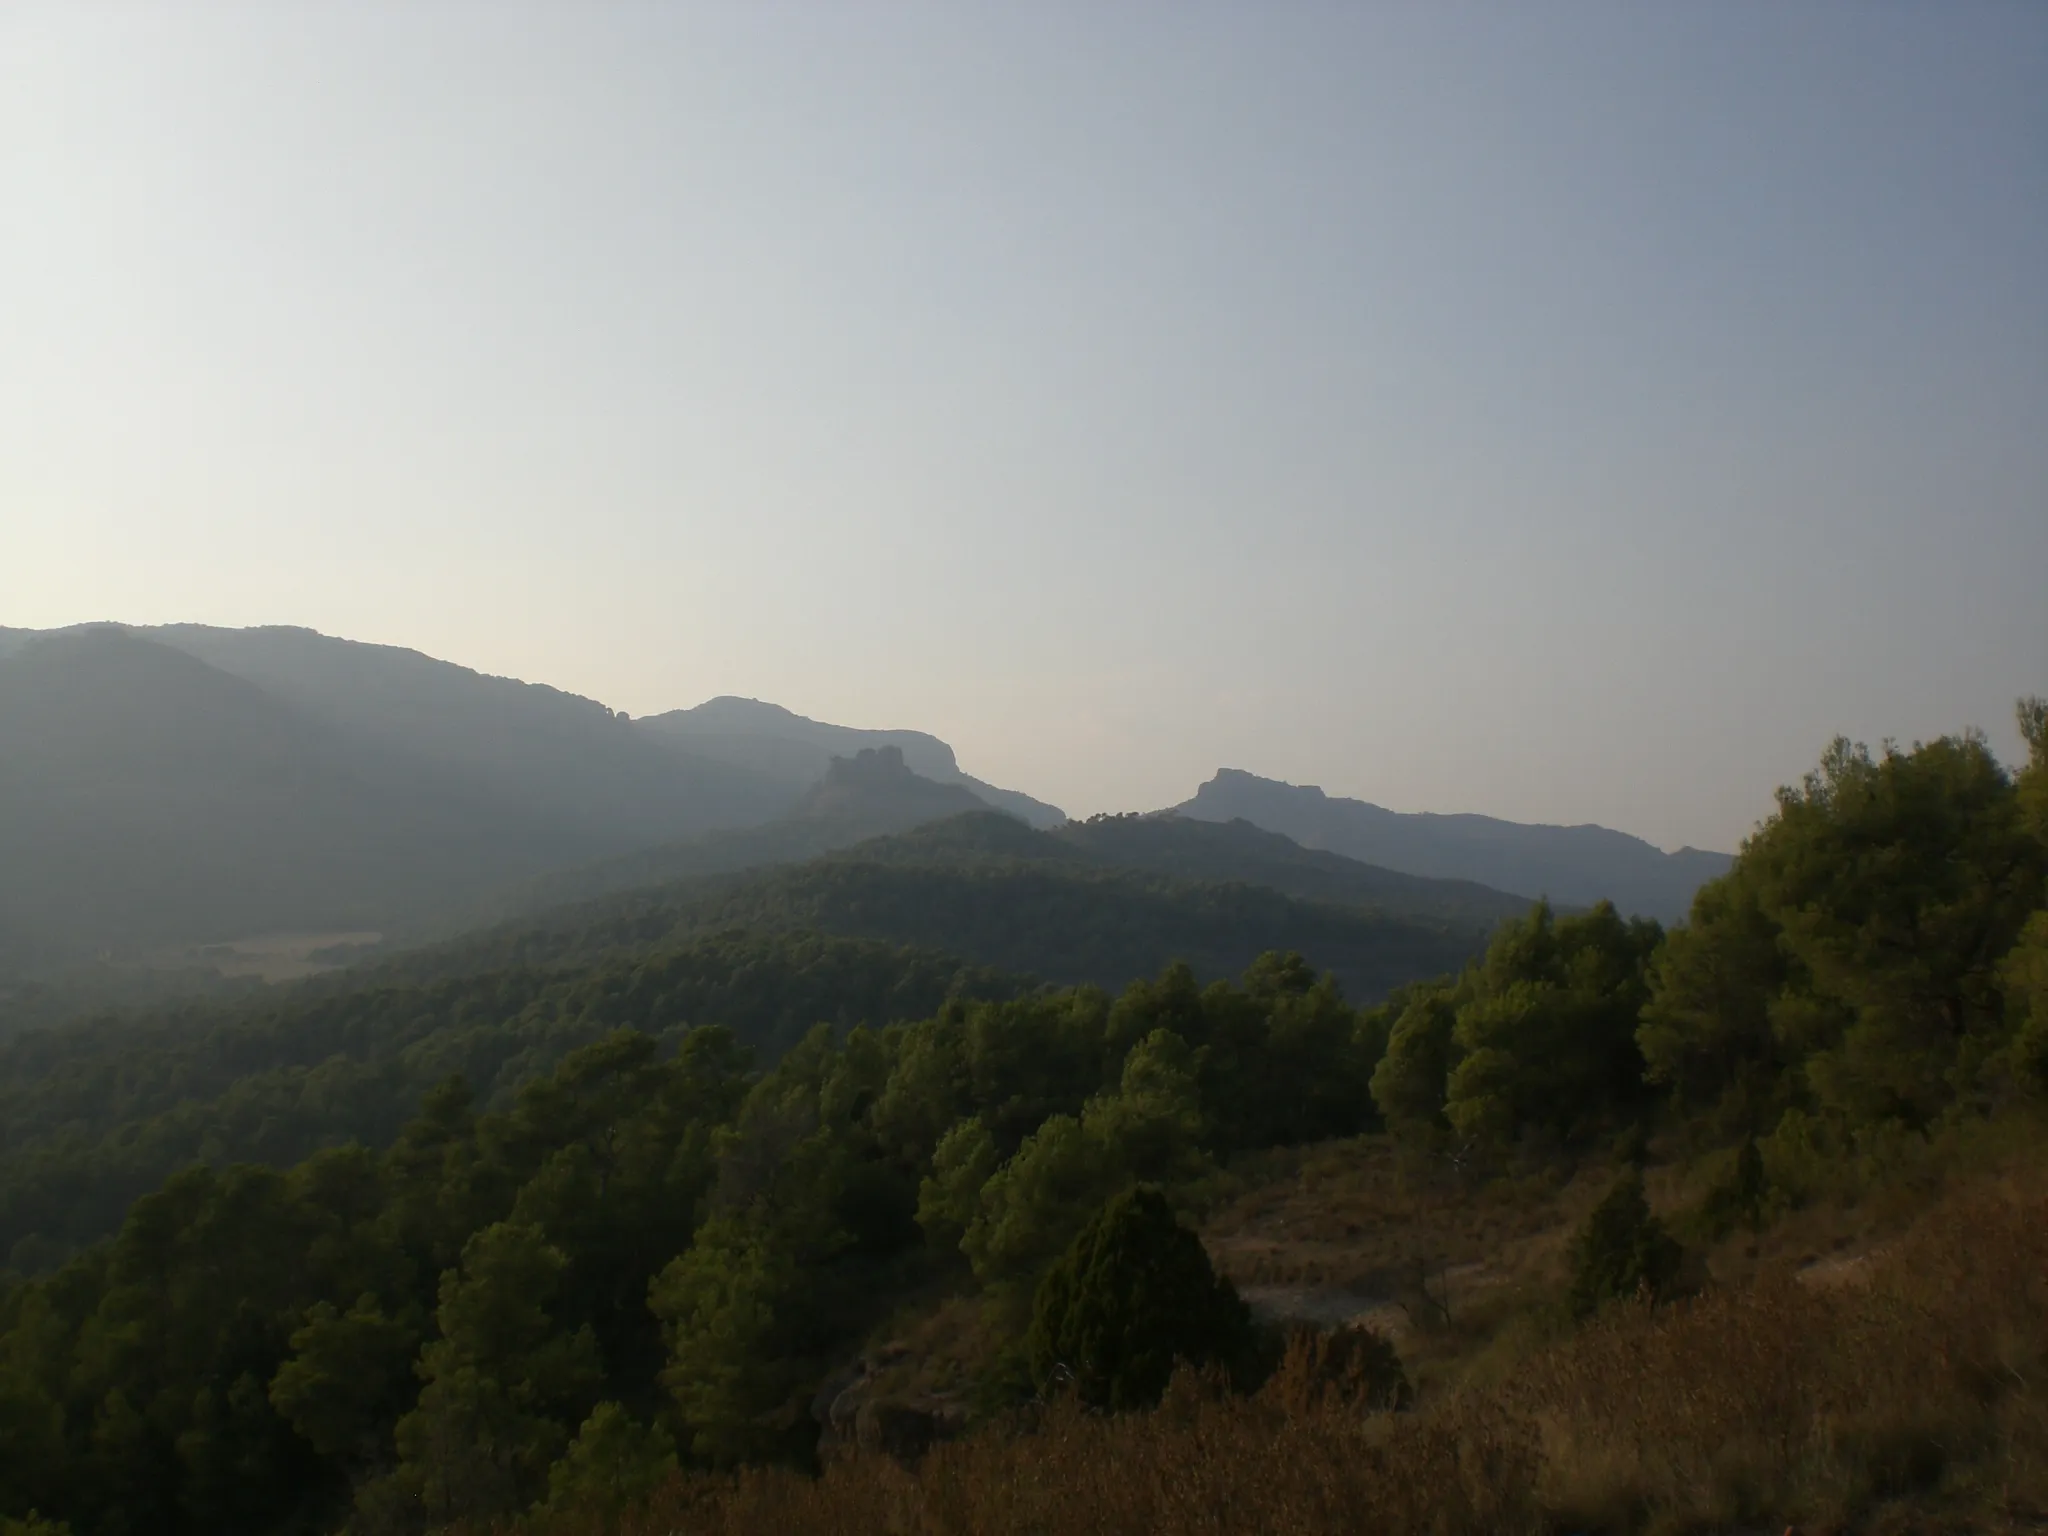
[[145, 623, 792, 841], [1051, 813, 1535, 927], [1176, 769, 1731, 922], [0, 629, 600, 955], [521, 746, 1004, 909], [656, 858, 1480, 1000], [639, 694, 1064, 827], [834, 811, 1533, 930], [0, 929, 1023, 1265], [404, 812, 1491, 1006], [0, 624, 1068, 966]]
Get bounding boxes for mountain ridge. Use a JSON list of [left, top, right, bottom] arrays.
[[1175, 768, 1731, 922], [0, 625, 1062, 963]]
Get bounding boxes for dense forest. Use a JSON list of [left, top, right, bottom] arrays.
[[0, 703, 2042, 1535]]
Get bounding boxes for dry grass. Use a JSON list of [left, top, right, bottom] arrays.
[[543, 1389, 1542, 1536], [1513, 1174, 2048, 1533], [506, 1160, 2048, 1536]]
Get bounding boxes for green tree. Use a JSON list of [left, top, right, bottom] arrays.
[[1024, 1185, 1251, 1411], [1568, 1171, 1682, 1319], [649, 1218, 805, 1467], [915, 1116, 999, 1253], [2016, 696, 2048, 852], [1642, 727, 2047, 1133], [374, 1222, 600, 1528], [2001, 912, 2048, 1092], [1444, 902, 1662, 1148], [531, 1401, 676, 1532], [964, 1030, 1211, 1292], [1370, 987, 1460, 1136], [268, 1294, 421, 1462]]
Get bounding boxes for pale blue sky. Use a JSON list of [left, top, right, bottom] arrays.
[[4, 3, 2043, 851]]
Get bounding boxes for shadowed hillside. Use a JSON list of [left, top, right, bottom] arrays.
[[640, 695, 1065, 827], [1177, 768, 1731, 922], [0, 629, 600, 954], [0, 626, 1064, 967]]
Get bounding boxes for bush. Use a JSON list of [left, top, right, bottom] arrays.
[[1567, 1171, 1682, 1319], [1025, 1185, 1253, 1410], [1259, 1323, 1411, 1415]]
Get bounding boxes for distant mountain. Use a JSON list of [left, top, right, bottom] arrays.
[[0, 628, 596, 957], [639, 695, 1065, 827], [1175, 769, 1731, 923], [142, 623, 794, 840], [843, 810, 1534, 930], [415, 808, 1501, 1003], [1053, 813, 1535, 928], [523, 746, 1004, 909], [0, 624, 1062, 964]]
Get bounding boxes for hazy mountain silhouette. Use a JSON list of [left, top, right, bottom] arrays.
[[841, 810, 1534, 930], [522, 746, 1004, 908], [0, 625, 1062, 961], [142, 623, 792, 840], [639, 695, 1065, 827], [1176, 769, 1731, 922], [0, 628, 597, 956]]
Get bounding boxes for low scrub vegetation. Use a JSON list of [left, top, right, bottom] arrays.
[[499, 1166, 2048, 1536]]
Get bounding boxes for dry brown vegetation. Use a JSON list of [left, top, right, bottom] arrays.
[[500, 1153, 2048, 1536]]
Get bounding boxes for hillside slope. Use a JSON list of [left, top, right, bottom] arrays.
[[0, 629, 603, 955], [1177, 768, 1730, 922], [524, 747, 1002, 911], [639, 694, 1064, 827], [0, 625, 1066, 964]]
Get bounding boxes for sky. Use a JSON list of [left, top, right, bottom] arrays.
[[3, 3, 2044, 853]]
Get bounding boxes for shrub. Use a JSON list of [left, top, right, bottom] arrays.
[[1025, 1185, 1253, 1410], [1567, 1171, 1682, 1319], [1259, 1323, 1411, 1416]]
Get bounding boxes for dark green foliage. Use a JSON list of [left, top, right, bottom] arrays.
[[1703, 1137, 1769, 1236], [647, 857, 1482, 1002], [1368, 902, 1663, 1152], [1568, 1171, 1683, 1319], [532, 1401, 678, 1530], [370, 1221, 602, 1527], [0, 699, 2041, 1536], [1446, 902, 1663, 1147], [0, 948, 1391, 1533], [1025, 1186, 1253, 1411], [0, 931, 1010, 1268], [1368, 985, 1460, 1135], [1639, 721, 2048, 1139]]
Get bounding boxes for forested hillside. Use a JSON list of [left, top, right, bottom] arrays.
[[0, 932, 1021, 1270], [0, 808, 1491, 1270], [0, 701, 2040, 1536]]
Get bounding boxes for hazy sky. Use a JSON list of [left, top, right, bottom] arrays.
[[4, 4, 2044, 852]]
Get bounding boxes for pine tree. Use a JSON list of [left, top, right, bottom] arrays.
[[1025, 1185, 1251, 1411], [1569, 1170, 1682, 1319]]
